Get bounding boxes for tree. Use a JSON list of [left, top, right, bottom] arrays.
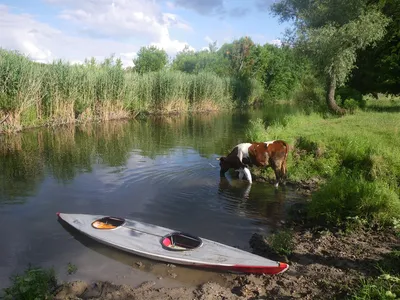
[[219, 36, 256, 77], [270, 0, 390, 114], [348, 0, 400, 96], [133, 46, 168, 74]]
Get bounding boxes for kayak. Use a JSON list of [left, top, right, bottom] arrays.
[[56, 212, 289, 275]]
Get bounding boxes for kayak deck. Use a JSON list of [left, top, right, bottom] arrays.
[[57, 212, 289, 275]]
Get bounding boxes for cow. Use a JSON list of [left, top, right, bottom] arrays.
[[218, 140, 289, 188]]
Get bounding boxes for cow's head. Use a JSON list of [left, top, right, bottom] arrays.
[[218, 157, 231, 176], [248, 143, 270, 167]]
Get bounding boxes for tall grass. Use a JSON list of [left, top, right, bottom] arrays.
[[245, 109, 400, 228], [0, 49, 263, 132]]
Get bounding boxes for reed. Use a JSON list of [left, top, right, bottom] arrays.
[[0, 49, 262, 132]]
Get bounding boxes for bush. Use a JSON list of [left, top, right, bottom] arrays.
[[307, 172, 400, 227], [2, 265, 58, 300], [245, 118, 267, 142], [267, 229, 295, 256], [336, 86, 366, 109]]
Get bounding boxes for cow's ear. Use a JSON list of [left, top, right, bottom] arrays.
[[264, 143, 268, 148]]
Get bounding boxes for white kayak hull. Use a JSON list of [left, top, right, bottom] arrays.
[[57, 212, 289, 275]]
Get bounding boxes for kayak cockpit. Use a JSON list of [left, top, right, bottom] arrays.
[[161, 232, 203, 251], [91, 216, 125, 229]]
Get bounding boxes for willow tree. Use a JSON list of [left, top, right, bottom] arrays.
[[270, 0, 390, 114]]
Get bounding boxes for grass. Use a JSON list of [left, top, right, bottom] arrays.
[[0, 48, 264, 132], [351, 249, 400, 300], [1, 265, 58, 300], [267, 228, 295, 256], [67, 262, 77, 275], [245, 106, 400, 229]]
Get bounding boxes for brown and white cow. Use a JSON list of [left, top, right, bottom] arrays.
[[218, 140, 289, 188]]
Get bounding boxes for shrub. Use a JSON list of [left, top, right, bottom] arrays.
[[2, 265, 58, 300]]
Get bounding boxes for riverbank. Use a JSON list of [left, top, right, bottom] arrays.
[[3, 224, 398, 300]]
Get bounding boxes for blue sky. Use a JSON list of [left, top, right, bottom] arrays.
[[0, 0, 290, 67]]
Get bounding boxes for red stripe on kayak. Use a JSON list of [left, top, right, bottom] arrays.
[[56, 212, 60, 217], [197, 262, 289, 275]]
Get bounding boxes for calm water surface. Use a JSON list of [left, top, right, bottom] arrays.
[[0, 106, 305, 289]]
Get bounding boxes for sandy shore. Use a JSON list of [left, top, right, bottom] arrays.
[[53, 226, 399, 299]]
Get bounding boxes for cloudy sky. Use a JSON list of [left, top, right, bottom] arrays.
[[0, 0, 289, 67]]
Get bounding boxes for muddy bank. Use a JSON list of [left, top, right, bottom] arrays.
[[53, 228, 399, 300]]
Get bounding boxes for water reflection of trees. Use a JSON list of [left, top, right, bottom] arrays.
[[0, 106, 299, 203], [0, 111, 241, 202]]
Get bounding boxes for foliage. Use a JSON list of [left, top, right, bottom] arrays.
[[261, 44, 311, 101], [67, 263, 77, 275], [0, 49, 256, 131], [352, 274, 400, 300], [132, 46, 168, 74], [2, 265, 58, 300], [270, 0, 391, 114], [171, 45, 231, 76], [245, 118, 267, 142], [348, 0, 400, 96], [246, 104, 400, 228], [267, 229, 295, 256]]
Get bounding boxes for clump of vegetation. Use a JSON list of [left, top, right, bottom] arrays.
[[67, 262, 77, 275], [267, 229, 295, 256], [352, 249, 400, 300], [352, 274, 400, 300], [246, 102, 400, 229], [1, 49, 245, 132], [245, 118, 268, 142], [2, 265, 58, 300]]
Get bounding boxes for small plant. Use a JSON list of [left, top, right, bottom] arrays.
[[352, 274, 400, 300], [267, 228, 295, 256], [393, 218, 400, 237], [2, 265, 58, 300], [343, 98, 359, 114], [67, 262, 78, 275], [245, 118, 267, 142]]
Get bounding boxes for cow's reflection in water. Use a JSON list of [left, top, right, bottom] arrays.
[[217, 176, 287, 228]]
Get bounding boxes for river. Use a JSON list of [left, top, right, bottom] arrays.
[[0, 105, 305, 290]]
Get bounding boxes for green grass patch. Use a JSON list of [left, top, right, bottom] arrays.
[[2, 265, 58, 300], [352, 274, 400, 300], [245, 106, 400, 228], [67, 262, 77, 275], [267, 228, 295, 256]]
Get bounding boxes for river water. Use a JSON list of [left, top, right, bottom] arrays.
[[0, 106, 305, 290]]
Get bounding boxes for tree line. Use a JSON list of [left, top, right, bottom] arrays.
[[131, 0, 399, 114]]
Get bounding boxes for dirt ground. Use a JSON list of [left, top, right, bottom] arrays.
[[53, 227, 399, 300], [53, 172, 399, 299]]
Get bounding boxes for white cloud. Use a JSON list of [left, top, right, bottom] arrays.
[[0, 5, 140, 66], [49, 0, 192, 54], [0, 1, 193, 67], [270, 39, 282, 46]]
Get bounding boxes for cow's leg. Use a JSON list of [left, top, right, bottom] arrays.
[[243, 167, 253, 184], [270, 159, 282, 188], [280, 159, 288, 186], [273, 169, 280, 188], [237, 168, 245, 180]]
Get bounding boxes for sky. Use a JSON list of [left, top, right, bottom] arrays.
[[0, 0, 290, 67]]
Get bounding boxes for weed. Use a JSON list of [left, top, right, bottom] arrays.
[[2, 265, 58, 300], [67, 262, 77, 275], [267, 228, 295, 256]]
